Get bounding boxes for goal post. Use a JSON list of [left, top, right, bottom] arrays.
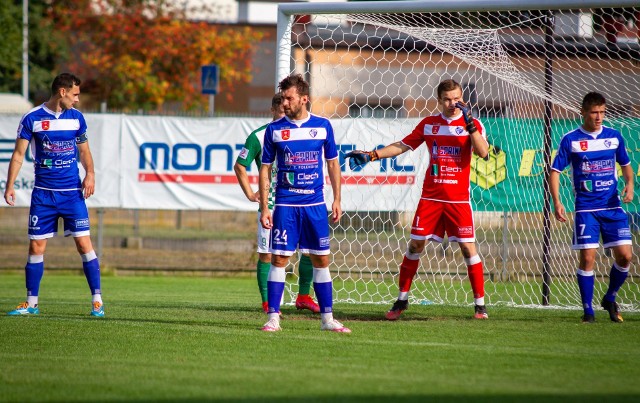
[[275, 0, 640, 310]]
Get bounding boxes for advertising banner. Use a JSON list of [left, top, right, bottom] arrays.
[[1, 113, 637, 213]]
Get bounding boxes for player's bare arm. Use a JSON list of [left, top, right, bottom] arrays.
[[234, 162, 260, 202], [549, 170, 567, 222], [258, 163, 273, 229], [3, 138, 29, 206], [326, 158, 342, 223], [620, 164, 634, 203], [77, 141, 95, 199], [346, 141, 409, 170]]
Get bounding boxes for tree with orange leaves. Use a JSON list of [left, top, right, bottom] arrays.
[[49, 0, 262, 112]]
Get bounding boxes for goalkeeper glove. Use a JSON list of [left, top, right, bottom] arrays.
[[455, 101, 478, 134], [345, 150, 379, 170]]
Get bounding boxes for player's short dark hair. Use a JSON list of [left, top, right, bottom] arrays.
[[51, 73, 81, 95], [436, 79, 462, 100], [278, 74, 309, 97], [271, 93, 283, 108], [581, 92, 606, 110]]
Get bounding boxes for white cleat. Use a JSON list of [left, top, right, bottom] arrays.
[[261, 318, 282, 332], [321, 319, 351, 333]]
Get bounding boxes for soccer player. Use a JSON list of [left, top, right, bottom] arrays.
[[259, 74, 350, 333], [234, 93, 320, 314], [346, 79, 490, 320], [550, 92, 634, 323], [4, 73, 104, 317]]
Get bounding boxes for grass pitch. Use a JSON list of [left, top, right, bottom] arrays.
[[1, 274, 639, 403]]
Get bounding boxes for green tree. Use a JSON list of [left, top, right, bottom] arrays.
[[0, 0, 58, 102], [49, 0, 263, 112]]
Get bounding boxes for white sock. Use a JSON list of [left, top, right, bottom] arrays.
[[27, 296, 38, 307], [92, 294, 103, 304], [321, 312, 334, 323], [474, 297, 485, 306]]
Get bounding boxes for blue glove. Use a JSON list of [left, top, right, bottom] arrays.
[[346, 150, 378, 170], [455, 101, 477, 134]]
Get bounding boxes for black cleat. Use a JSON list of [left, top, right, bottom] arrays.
[[474, 304, 489, 319], [581, 314, 595, 323], [601, 299, 623, 323], [385, 299, 409, 321]]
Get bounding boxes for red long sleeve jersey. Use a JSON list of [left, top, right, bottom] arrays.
[[401, 113, 487, 203]]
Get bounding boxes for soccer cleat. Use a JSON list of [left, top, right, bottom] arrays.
[[582, 313, 595, 323], [262, 301, 269, 313], [601, 299, 623, 323], [91, 301, 105, 317], [261, 318, 281, 332], [7, 302, 39, 316], [295, 294, 320, 313], [474, 305, 489, 319], [385, 299, 408, 321], [321, 319, 351, 333]]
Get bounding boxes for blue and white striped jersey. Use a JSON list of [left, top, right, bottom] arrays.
[[17, 104, 88, 190], [261, 113, 338, 206], [552, 125, 631, 212]]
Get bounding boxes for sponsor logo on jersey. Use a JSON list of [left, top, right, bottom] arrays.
[[42, 136, 75, 154], [284, 172, 295, 186], [438, 146, 461, 157], [580, 180, 592, 192], [42, 120, 50, 130], [40, 159, 52, 168], [581, 159, 615, 174], [282, 130, 290, 140], [580, 140, 588, 151], [283, 148, 319, 166], [309, 129, 318, 138], [75, 218, 90, 228]]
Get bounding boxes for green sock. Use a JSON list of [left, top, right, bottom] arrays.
[[257, 261, 270, 303], [298, 255, 313, 295]]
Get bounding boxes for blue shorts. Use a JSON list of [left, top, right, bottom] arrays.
[[573, 208, 632, 250], [270, 203, 330, 256], [28, 188, 91, 240]]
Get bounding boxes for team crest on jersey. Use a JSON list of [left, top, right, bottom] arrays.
[[42, 120, 50, 130], [455, 127, 465, 135], [604, 139, 612, 148], [309, 129, 318, 138], [432, 125, 440, 134], [282, 130, 290, 140], [579, 141, 588, 151]]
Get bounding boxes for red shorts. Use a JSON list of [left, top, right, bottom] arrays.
[[410, 198, 475, 243]]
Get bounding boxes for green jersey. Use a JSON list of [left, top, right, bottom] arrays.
[[236, 123, 277, 211]]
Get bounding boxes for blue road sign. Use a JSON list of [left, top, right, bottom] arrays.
[[201, 65, 220, 95]]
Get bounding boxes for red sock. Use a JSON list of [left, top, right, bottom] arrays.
[[467, 261, 485, 299], [398, 256, 420, 293]]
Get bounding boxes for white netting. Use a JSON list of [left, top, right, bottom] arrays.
[[282, 5, 640, 310]]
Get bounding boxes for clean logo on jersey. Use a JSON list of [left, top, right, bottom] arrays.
[[571, 138, 619, 153], [274, 127, 327, 142]]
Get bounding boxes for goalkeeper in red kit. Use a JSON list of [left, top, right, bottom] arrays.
[[346, 79, 490, 320]]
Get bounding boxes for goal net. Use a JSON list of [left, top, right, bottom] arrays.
[[277, 1, 640, 310]]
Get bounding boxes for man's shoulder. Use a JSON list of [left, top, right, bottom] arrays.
[[306, 113, 332, 126]]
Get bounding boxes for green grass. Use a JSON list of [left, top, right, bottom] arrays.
[[1, 274, 639, 403]]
